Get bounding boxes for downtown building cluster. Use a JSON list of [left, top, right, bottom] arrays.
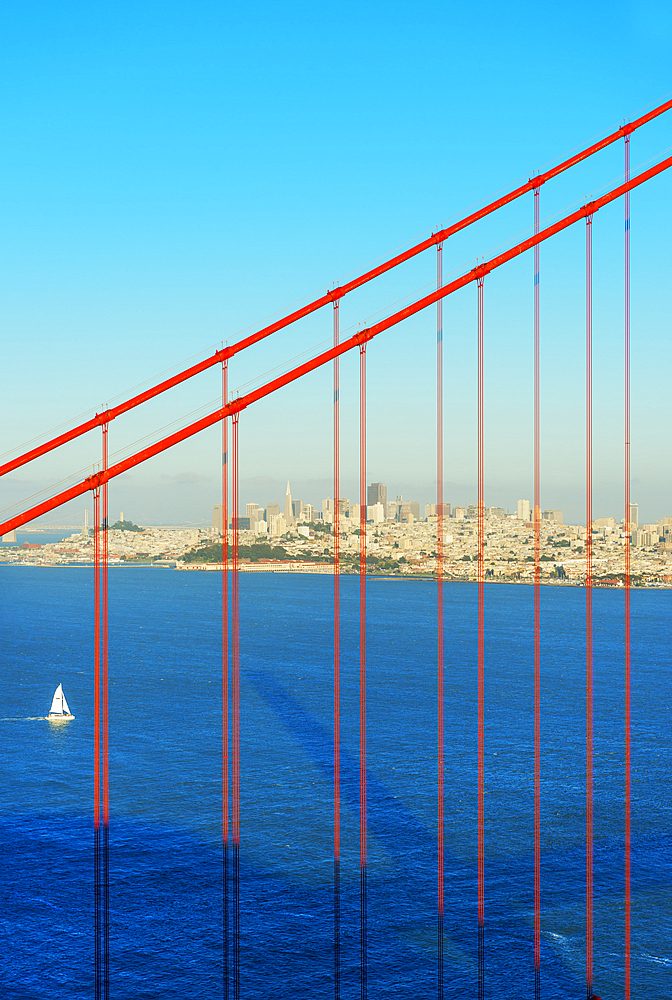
[[206, 482, 672, 585], [3, 489, 671, 585]]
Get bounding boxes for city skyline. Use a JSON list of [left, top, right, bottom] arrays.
[[211, 479, 662, 535], [15, 474, 666, 534]]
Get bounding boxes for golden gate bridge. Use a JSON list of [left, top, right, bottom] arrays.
[[2, 98, 671, 1000]]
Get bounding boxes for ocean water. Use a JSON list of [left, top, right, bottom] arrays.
[[0, 566, 670, 999]]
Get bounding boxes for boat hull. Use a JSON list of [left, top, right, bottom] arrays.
[[47, 713, 75, 721]]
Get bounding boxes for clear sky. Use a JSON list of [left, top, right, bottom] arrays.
[[1, 0, 671, 527]]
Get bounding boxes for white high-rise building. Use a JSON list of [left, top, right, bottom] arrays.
[[246, 503, 262, 529], [284, 482, 294, 527], [301, 503, 315, 523], [269, 514, 287, 537], [517, 499, 531, 522], [370, 503, 385, 524]]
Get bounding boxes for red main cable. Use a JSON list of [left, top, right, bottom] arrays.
[[333, 300, 341, 1000], [359, 343, 368, 1000], [533, 185, 542, 1000], [2, 101, 670, 484], [3, 156, 671, 541], [585, 214, 595, 999], [477, 276, 485, 1000], [624, 133, 632, 1000], [436, 241, 445, 1000], [222, 361, 230, 1000]]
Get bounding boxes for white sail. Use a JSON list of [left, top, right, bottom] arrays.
[[48, 683, 73, 717], [49, 684, 64, 715]]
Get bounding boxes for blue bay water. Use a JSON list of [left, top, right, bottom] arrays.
[[0, 566, 670, 998]]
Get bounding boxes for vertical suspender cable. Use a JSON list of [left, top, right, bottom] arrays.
[[101, 424, 110, 1000], [436, 241, 445, 1000], [232, 411, 240, 1000], [585, 214, 595, 1000], [624, 132, 632, 1000], [333, 300, 341, 1000], [222, 361, 230, 1000], [477, 276, 485, 1000], [93, 484, 101, 1000], [533, 186, 542, 1000], [359, 343, 367, 1000]]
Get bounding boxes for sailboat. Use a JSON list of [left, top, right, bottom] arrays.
[[47, 683, 75, 721]]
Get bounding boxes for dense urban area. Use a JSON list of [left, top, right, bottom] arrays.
[[2, 481, 671, 587]]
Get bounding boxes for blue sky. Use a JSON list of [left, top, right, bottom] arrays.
[[1, 0, 671, 526]]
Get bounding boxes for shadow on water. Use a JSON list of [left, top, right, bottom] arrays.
[[0, 568, 670, 997]]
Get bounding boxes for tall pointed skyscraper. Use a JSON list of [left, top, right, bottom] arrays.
[[284, 481, 294, 526]]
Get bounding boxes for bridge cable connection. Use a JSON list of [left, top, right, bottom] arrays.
[[436, 241, 445, 1000], [222, 360, 230, 1000], [359, 343, 368, 1000], [477, 276, 485, 1000], [533, 184, 542, 1000], [333, 300, 341, 1000], [2, 100, 670, 485], [585, 213, 595, 1000], [624, 132, 632, 1000]]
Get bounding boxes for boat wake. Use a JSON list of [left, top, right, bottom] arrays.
[[0, 716, 51, 721]]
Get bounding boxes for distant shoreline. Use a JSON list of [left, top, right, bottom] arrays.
[[1, 561, 669, 589]]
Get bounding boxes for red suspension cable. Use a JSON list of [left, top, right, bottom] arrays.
[[585, 214, 595, 1000], [533, 186, 542, 1000], [93, 485, 101, 1000], [333, 300, 341, 1000], [436, 241, 445, 1000], [231, 412, 240, 1000], [2, 103, 670, 485], [101, 424, 110, 1000], [222, 361, 230, 999], [359, 343, 367, 1000], [624, 134, 632, 1000], [477, 276, 485, 1000], [3, 155, 672, 543]]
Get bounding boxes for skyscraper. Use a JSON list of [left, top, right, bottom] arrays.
[[284, 481, 294, 526], [367, 482, 386, 507], [517, 499, 531, 522], [265, 502, 280, 523]]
